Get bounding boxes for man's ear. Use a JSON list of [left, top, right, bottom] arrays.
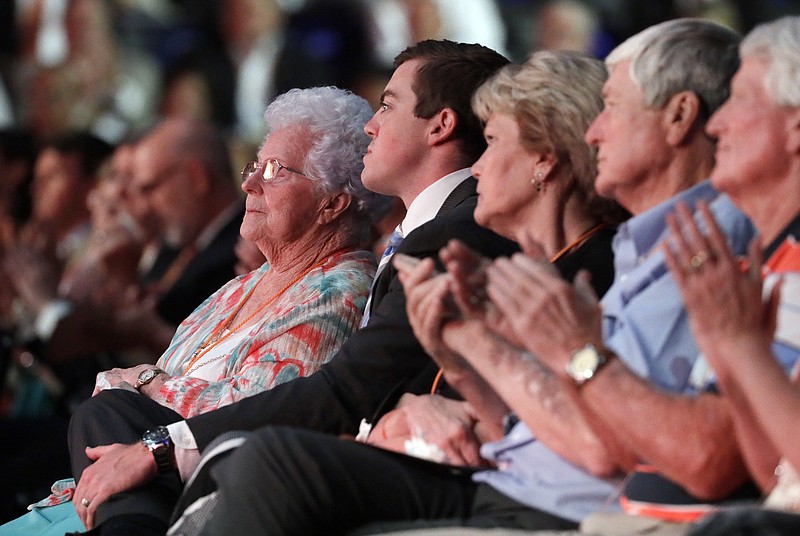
[[428, 108, 458, 146], [663, 91, 702, 146], [318, 192, 353, 225]]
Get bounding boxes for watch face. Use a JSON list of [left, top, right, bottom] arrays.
[[138, 369, 158, 384], [569, 346, 600, 381], [142, 426, 170, 445]]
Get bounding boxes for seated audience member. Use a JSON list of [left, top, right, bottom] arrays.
[[0, 86, 384, 534], [17, 119, 246, 371], [3, 132, 113, 334], [61, 142, 150, 307], [368, 49, 626, 464], [95, 86, 383, 417], [661, 15, 800, 535], [66, 40, 518, 535]]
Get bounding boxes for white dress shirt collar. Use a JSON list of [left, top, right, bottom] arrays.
[[398, 168, 472, 237]]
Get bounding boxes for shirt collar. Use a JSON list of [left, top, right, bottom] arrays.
[[764, 211, 800, 260], [615, 180, 720, 262], [399, 168, 472, 237]]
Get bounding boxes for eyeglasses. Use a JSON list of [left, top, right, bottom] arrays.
[[241, 158, 306, 183]]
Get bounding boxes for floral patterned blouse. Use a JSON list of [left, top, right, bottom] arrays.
[[95, 249, 375, 418]]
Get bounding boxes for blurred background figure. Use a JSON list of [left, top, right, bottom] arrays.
[[0, 128, 36, 244], [1, 132, 113, 338], [531, 0, 601, 53], [368, 0, 508, 66], [15, 0, 159, 142]]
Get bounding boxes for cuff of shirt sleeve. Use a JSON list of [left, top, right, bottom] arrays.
[[34, 300, 73, 341], [167, 420, 198, 450]]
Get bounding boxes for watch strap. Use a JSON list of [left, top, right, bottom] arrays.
[[142, 426, 176, 474]]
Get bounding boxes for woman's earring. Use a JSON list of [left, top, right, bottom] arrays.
[[531, 171, 544, 192]]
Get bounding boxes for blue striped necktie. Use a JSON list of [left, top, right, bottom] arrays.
[[360, 227, 404, 327]]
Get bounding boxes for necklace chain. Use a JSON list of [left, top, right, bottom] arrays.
[[183, 251, 346, 375]]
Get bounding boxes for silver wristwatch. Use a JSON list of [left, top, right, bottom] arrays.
[[566, 344, 613, 385], [134, 368, 164, 390], [141, 425, 176, 474]]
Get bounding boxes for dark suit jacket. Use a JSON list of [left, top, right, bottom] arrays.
[[186, 178, 519, 450], [153, 205, 244, 326]]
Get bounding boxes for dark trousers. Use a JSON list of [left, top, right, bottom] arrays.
[[68, 389, 183, 527], [197, 426, 577, 536]]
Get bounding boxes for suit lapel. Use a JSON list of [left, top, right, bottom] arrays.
[[367, 177, 478, 319]]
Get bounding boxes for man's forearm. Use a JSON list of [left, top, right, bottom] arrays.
[[582, 359, 749, 499], [446, 322, 621, 476]]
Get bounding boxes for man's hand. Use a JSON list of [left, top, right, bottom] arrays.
[[486, 253, 603, 375], [664, 201, 776, 379], [74, 442, 157, 529], [368, 393, 488, 467]]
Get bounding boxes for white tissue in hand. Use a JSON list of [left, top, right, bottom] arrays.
[[355, 418, 372, 443], [403, 436, 447, 463]]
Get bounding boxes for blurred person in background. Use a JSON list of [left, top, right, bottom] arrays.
[[0, 129, 113, 523], [6, 119, 245, 395], [3, 131, 113, 327], [16, 0, 158, 142], [0, 129, 36, 242]]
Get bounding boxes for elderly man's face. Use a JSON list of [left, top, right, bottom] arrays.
[[707, 58, 793, 202], [129, 137, 188, 246], [585, 61, 669, 215]]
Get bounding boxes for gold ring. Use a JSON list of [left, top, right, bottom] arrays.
[[690, 251, 710, 270], [81, 497, 91, 508]]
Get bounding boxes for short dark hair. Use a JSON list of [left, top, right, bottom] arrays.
[[395, 40, 509, 163], [45, 131, 115, 180]]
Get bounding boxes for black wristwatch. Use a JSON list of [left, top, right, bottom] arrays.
[[141, 426, 176, 474]]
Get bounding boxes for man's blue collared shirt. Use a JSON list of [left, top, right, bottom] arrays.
[[474, 181, 757, 522]]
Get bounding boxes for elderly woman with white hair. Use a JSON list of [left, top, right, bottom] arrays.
[[658, 15, 800, 535], [93, 86, 386, 418]]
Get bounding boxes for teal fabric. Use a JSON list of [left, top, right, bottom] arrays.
[[0, 502, 84, 535]]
